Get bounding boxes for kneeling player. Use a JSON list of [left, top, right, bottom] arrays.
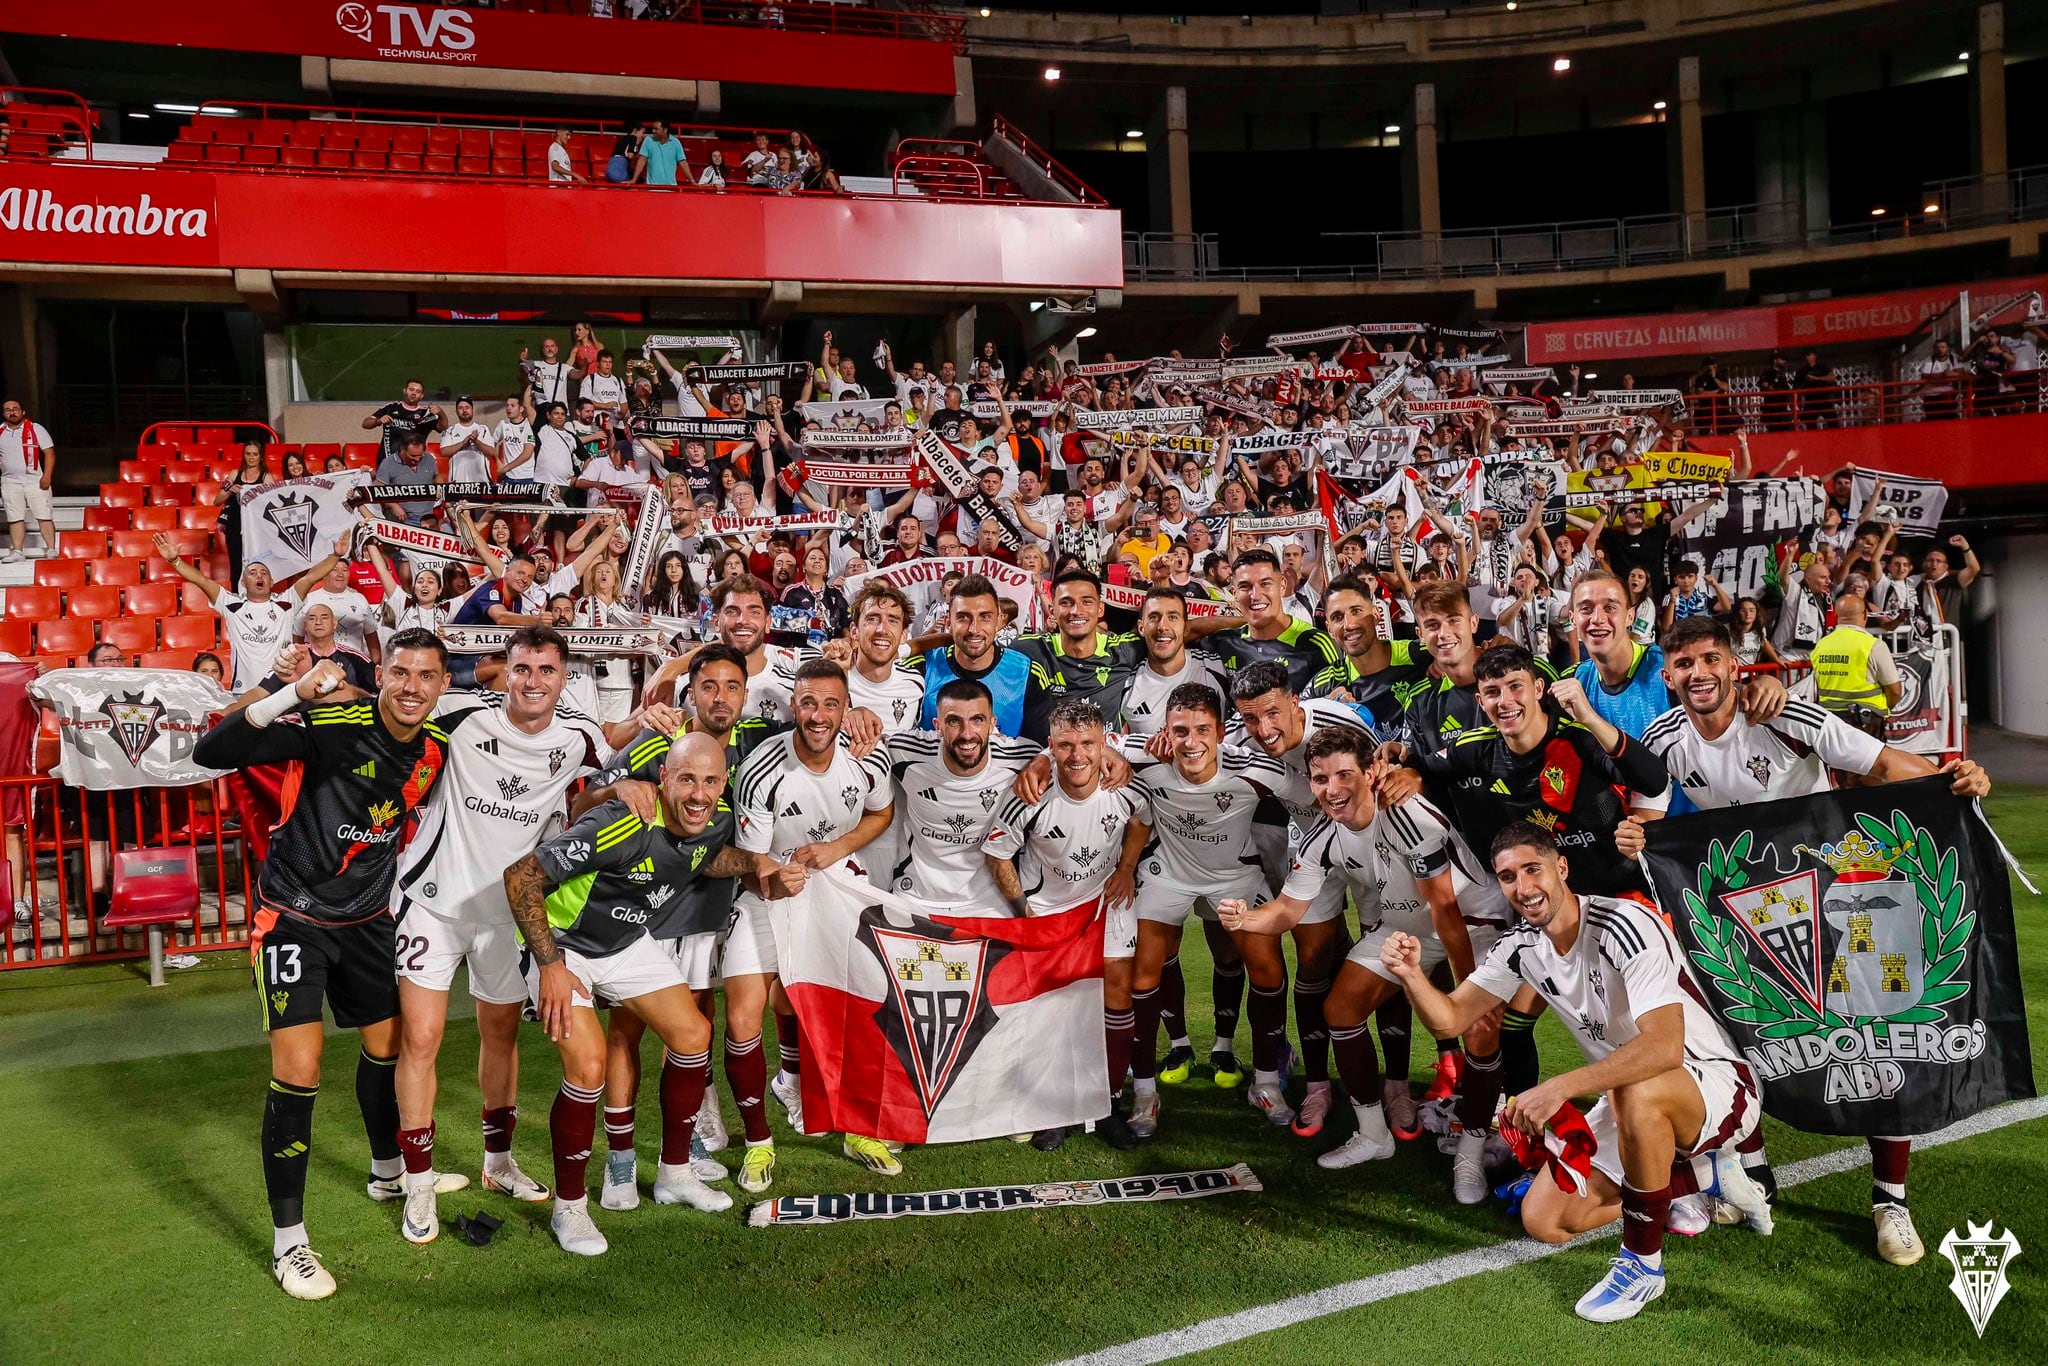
[[503, 732, 805, 1255], [984, 697, 1145, 1151], [1219, 727, 1510, 1200], [1382, 823, 1773, 1323]]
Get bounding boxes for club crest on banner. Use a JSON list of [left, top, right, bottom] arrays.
[[867, 924, 999, 1117], [98, 692, 166, 767], [1938, 1221, 2021, 1338], [263, 492, 320, 561]]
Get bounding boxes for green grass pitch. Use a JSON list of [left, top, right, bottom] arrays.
[[2, 791, 2043, 1364]]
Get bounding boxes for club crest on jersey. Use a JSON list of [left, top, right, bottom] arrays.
[[841, 784, 862, 812], [262, 491, 320, 561], [1095, 666, 1111, 686], [1746, 753, 1775, 787], [891, 698, 909, 724], [98, 692, 165, 766], [412, 759, 437, 790], [865, 919, 1000, 1118], [1214, 791, 1235, 812], [547, 747, 567, 778], [979, 788, 1000, 813], [1101, 813, 1122, 839], [690, 845, 706, 871], [1541, 764, 1566, 795]]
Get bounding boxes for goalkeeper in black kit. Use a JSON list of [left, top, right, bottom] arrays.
[[194, 628, 453, 1302]]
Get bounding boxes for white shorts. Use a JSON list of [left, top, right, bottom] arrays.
[[718, 892, 778, 979], [1581, 1057, 1760, 1187], [1352, 917, 1505, 985], [1132, 868, 1269, 927], [2, 478, 51, 524], [1301, 875, 1350, 927], [1103, 897, 1136, 959], [524, 932, 687, 1012], [393, 900, 526, 1005], [663, 931, 719, 991]]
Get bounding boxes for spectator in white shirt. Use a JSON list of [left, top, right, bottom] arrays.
[[741, 130, 774, 177], [439, 397, 496, 484], [520, 337, 577, 414], [531, 402, 581, 493], [0, 399, 57, 562], [495, 396, 536, 483], [547, 128, 583, 183], [580, 349, 629, 425], [298, 557, 379, 663], [573, 436, 652, 508], [697, 149, 729, 188], [819, 330, 868, 400]]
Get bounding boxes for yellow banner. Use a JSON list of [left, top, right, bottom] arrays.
[[1636, 449, 1734, 483]]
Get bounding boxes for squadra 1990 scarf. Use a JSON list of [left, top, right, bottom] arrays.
[[769, 868, 1106, 1145], [1640, 776, 2034, 1136]]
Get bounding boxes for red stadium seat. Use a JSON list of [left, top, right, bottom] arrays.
[[87, 558, 146, 587], [204, 145, 243, 165], [124, 583, 180, 618], [242, 146, 279, 167], [195, 426, 234, 444], [132, 506, 180, 533], [100, 485, 146, 509], [286, 125, 324, 149], [393, 127, 427, 155], [458, 128, 489, 156], [427, 127, 458, 154], [146, 558, 185, 584], [162, 616, 219, 650], [29, 653, 76, 672], [357, 126, 394, 153], [179, 582, 214, 612], [318, 149, 351, 170], [4, 586, 62, 621], [83, 507, 132, 532], [58, 532, 109, 560], [282, 147, 316, 170], [105, 847, 202, 986], [66, 585, 123, 620], [118, 461, 152, 484], [0, 621, 31, 655], [148, 485, 197, 506], [32, 560, 86, 589], [167, 142, 202, 163], [162, 465, 205, 486], [100, 618, 159, 654], [319, 127, 356, 151], [424, 153, 457, 176], [180, 506, 223, 533], [110, 531, 161, 559], [137, 649, 197, 671], [389, 152, 423, 173], [34, 619, 94, 656], [354, 150, 388, 172], [302, 443, 341, 464]]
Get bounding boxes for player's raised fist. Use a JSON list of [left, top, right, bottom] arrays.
[[1216, 898, 1249, 931], [1380, 931, 1423, 979], [294, 660, 344, 701]]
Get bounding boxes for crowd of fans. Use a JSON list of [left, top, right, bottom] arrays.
[[546, 122, 842, 194], [125, 322, 1981, 729]]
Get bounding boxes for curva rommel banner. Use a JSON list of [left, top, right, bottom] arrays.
[[1641, 778, 2034, 1134]]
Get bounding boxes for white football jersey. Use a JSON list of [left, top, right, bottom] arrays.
[[884, 730, 1043, 912], [214, 591, 298, 692], [1638, 699, 1883, 811], [1119, 650, 1229, 736], [1121, 741, 1292, 890], [1467, 894, 1746, 1071], [1281, 796, 1510, 937], [394, 692, 608, 926], [838, 658, 927, 734], [1231, 697, 1375, 829], [745, 645, 799, 725], [731, 730, 892, 867], [983, 783, 1143, 914]]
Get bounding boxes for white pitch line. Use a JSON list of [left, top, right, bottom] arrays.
[[1058, 1095, 2048, 1366]]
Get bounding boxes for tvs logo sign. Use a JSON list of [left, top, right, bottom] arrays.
[[337, 3, 478, 62]]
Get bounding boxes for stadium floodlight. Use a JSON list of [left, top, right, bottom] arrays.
[[1958, 51, 1970, 61], [1044, 66, 1061, 81], [1126, 129, 1143, 138], [1654, 100, 1668, 111], [1505, 2, 1518, 10], [1075, 327, 1099, 340], [1552, 56, 1572, 73], [1871, 207, 1887, 217], [980, 7, 991, 16], [1384, 124, 1400, 134], [1583, 372, 1599, 381], [153, 102, 201, 113]]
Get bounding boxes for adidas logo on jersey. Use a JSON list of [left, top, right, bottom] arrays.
[[497, 774, 529, 801], [353, 761, 376, 779], [1491, 779, 1513, 794], [1045, 825, 1067, 840], [474, 737, 500, 756], [779, 801, 802, 818], [918, 788, 938, 803], [626, 856, 657, 884]]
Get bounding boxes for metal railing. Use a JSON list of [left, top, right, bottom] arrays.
[[892, 152, 988, 199], [0, 86, 95, 157], [1677, 376, 2048, 437], [990, 115, 1107, 206], [1127, 173, 2047, 282], [468, 0, 967, 50]]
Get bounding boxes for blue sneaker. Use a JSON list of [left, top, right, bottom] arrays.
[[1574, 1251, 1666, 1323], [1493, 1172, 1534, 1217]]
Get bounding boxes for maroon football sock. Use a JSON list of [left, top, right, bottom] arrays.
[[1293, 974, 1331, 1083], [481, 1105, 517, 1155], [774, 1012, 803, 1078], [1621, 1181, 1671, 1260], [396, 1123, 435, 1176], [658, 1049, 709, 1166], [1104, 1007, 1134, 1102], [723, 1033, 772, 1143], [1456, 1048, 1503, 1135], [1375, 995, 1413, 1081], [550, 1081, 601, 1203], [1131, 985, 1162, 1081], [1870, 1135, 1910, 1205], [1157, 954, 1188, 1044], [603, 1104, 636, 1155]]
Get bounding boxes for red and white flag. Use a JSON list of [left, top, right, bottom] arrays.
[[770, 869, 1106, 1145]]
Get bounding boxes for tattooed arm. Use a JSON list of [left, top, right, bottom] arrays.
[[703, 844, 810, 899], [985, 853, 1030, 918], [504, 853, 584, 1042]]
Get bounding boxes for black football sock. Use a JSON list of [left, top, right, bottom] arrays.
[[1456, 1049, 1503, 1135], [1211, 962, 1245, 1056], [1294, 973, 1331, 1083], [1500, 1009, 1542, 1095], [356, 1048, 401, 1176], [1157, 954, 1189, 1047], [263, 1079, 318, 1236], [1247, 977, 1289, 1076], [1130, 986, 1163, 1082], [1375, 995, 1413, 1082]]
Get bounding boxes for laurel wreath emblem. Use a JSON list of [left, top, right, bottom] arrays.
[[1680, 808, 1971, 1040]]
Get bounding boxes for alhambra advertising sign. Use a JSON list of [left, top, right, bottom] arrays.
[[0, 167, 218, 267]]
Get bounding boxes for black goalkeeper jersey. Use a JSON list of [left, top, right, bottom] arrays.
[[1400, 655, 1562, 752], [1012, 630, 1148, 743], [1208, 619, 1342, 694], [1411, 715, 1668, 898], [530, 799, 737, 954], [1304, 641, 1435, 744], [195, 700, 447, 926]]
